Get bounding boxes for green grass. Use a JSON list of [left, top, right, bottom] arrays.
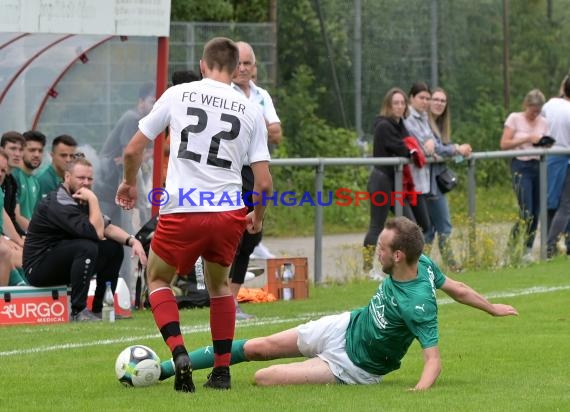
[[1, 258, 569, 411], [447, 184, 519, 224]]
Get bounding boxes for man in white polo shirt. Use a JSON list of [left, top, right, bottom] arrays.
[[229, 41, 282, 319]]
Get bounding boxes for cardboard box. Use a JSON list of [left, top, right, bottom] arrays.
[[0, 286, 70, 326], [265, 257, 309, 300]]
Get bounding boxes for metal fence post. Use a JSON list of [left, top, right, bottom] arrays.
[[314, 161, 325, 285], [467, 157, 477, 262], [539, 154, 548, 260], [394, 163, 403, 216]]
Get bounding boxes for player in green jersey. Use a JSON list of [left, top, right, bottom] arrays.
[[158, 216, 518, 390], [13, 131, 46, 227], [37, 134, 77, 198]]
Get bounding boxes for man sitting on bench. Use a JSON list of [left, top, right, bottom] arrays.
[[23, 156, 147, 321]]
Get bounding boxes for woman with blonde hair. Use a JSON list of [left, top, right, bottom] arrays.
[[427, 87, 471, 271], [500, 89, 549, 261], [362, 88, 429, 278]]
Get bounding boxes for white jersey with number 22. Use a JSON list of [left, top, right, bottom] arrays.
[[138, 78, 270, 213]]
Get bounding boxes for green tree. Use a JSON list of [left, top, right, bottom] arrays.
[[170, 0, 267, 22], [277, 0, 352, 128], [171, 0, 233, 22], [273, 65, 366, 193]]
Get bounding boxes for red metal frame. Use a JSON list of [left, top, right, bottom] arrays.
[[0, 33, 28, 50], [31, 35, 114, 129], [0, 34, 72, 105], [151, 36, 170, 216]]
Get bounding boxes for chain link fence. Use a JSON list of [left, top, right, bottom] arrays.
[[297, 0, 569, 150], [169, 22, 277, 89]]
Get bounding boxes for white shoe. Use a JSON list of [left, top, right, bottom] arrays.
[[250, 243, 275, 259], [521, 252, 534, 264], [236, 304, 255, 321]]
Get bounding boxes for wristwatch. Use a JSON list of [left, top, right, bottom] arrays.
[[125, 234, 135, 246]]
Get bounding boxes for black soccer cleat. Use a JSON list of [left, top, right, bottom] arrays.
[[174, 354, 195, 393], [203, 366, 231, 390]]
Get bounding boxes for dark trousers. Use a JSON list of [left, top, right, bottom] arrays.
[[363, 168, 431, 250], [510, 159, 540, 249], [547, 168, 570, 249], [229, 166, 262, 285], [26, 239, 124, 314]]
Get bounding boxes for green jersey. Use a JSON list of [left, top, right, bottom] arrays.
[[345, 254, 447, 376], [37, 165, 62, 199], [13, 168, 40, 219]]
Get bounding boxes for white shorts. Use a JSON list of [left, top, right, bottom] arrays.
[[296, 312, 383, 385]]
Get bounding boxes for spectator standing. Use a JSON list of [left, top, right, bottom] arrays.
[[95, 83, 155, 229], [229, 41, 282, 319], [402, 82, 434, 229], [426, 88, 472, 271], [500, 89, 549, 262], [362, 88, 428, 277], [116, 37, 272, 393], [94, 84, 155, 296], [542, 76, 570, 257]]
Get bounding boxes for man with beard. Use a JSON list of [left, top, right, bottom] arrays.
[[23, 156, 147, 321], [228, 41, 282, 320], [37, 134, 78, 198], [13, 131, 46, 229], [158, 217, 518, 390], [1, 131, 27, 238]]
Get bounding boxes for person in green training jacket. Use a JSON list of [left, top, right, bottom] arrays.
[[0, 148, 25, 286], [158, 216, 518, 390], [13, 130, 46, 228], [37, 134, 77, 198]]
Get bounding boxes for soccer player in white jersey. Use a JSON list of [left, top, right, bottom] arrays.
[[116, 37, 273, 393], [158, 217, 518, 390]]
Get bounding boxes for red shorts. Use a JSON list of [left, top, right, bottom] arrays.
[[150, 209, 247, 275]]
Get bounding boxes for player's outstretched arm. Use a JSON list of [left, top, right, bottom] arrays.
[[440, 277, 519, 317], [412, 346, 441, 391]]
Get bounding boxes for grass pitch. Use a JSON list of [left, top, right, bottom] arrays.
[[0, 257, 568, 411]]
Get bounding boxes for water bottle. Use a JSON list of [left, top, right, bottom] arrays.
[[102, 281, 115, 322], [281, 263, 294, 301], [194, 257, 206, 291]]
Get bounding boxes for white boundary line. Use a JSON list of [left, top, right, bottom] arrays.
[[1, 285, 568, 358]]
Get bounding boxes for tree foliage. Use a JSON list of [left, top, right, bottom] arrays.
[[170, 0, 570, 188], [272, 65, 367, 194], [171, 0, 267, 23], [276, 0, 353, 127]]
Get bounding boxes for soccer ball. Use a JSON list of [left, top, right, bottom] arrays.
[[115, 345, 161, 387]]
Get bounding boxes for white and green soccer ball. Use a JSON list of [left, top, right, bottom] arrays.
[[115, 345, 161, 387]]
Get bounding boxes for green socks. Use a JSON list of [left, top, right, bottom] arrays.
[[159, 339, 249, 381], [9, 268, 28, 286]]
